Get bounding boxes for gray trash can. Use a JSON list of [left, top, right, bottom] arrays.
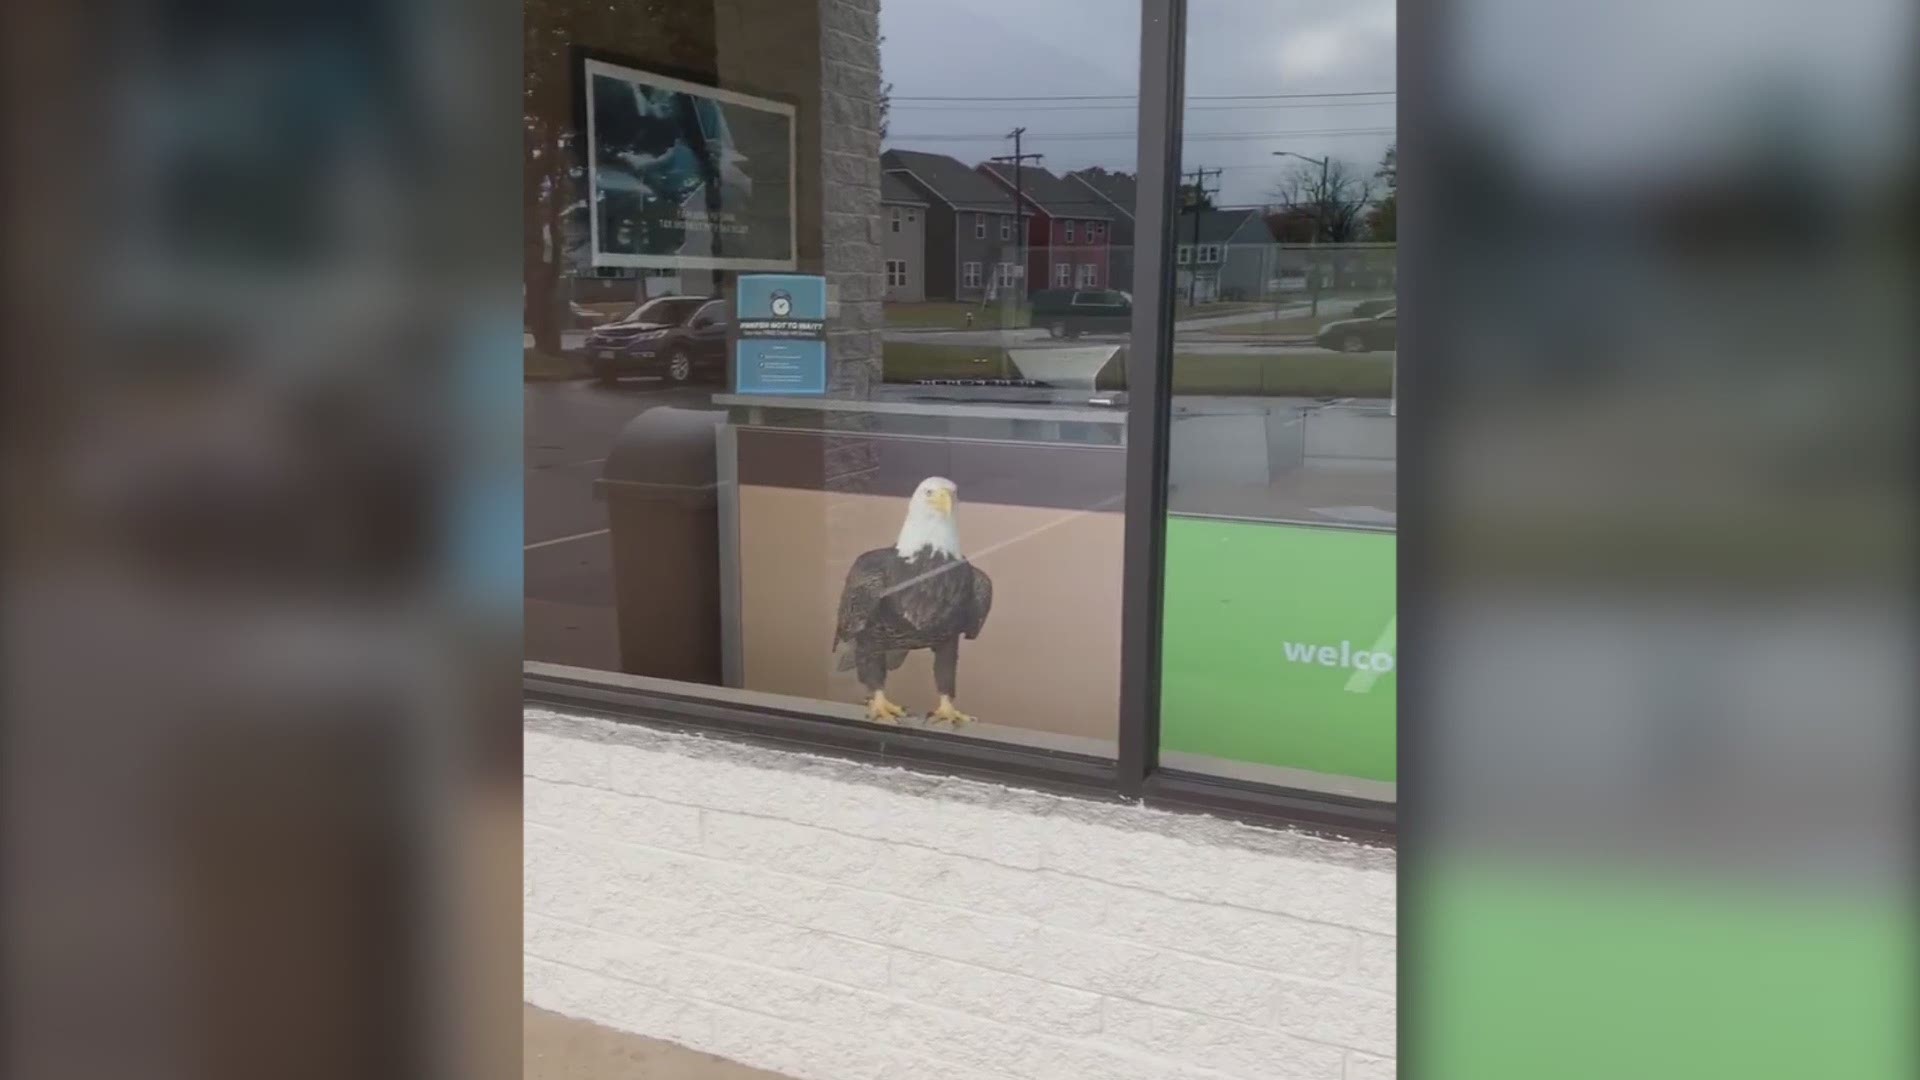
[[594, 405, 727, 684]]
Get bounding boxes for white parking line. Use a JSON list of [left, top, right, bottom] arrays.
[[524, 528, 611, 552], [527, 457, 607, 472]]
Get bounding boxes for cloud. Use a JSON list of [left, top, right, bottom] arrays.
[[1275, 5, 1396, 84]]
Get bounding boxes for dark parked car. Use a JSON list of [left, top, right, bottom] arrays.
[[584, 295, 729, 384], [1315, 309, 1396, 353], [1030, 288, 1131, 339], [1350, 298, 1396, 319]]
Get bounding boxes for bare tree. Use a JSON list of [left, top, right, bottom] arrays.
[[878, 34, 893, 140], [523, 0, 717, 354], [1366, 143, 1397, 241], [1267, 158, 1375, 243]]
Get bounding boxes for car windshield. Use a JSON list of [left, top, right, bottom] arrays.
[[620, 297, 706, 325]]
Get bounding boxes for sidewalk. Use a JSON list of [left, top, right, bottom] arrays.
[[525, 1006, 796, 1080]]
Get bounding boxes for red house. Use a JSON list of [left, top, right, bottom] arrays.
[[978, 163, 1116, 294]]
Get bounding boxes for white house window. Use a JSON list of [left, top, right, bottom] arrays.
[[1077, 263, 1097, 287], [1087, 222, 1101, 241], [1054, 262, 1071, 286], [1198, 243, 1223, 263], [975, 214, 987, 239], [886, 259, 908, 287], [962, 261, 983, 287], [1064, 221, 1075, 243], [999, 216, 1012, 240], [1177, 245, 1192, 264], [907, 210, 917, 223], [889, 207, 901, 233]]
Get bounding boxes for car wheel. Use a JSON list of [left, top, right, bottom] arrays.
[[667, 350, 692, 382], [1341, 333, 1369, 353], [1048, 320, 1069, 339]]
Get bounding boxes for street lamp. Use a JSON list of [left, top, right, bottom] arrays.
[[1273, 150, 1331, 315]]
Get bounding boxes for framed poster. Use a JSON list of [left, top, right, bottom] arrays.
[[582, 58, 797, 272]]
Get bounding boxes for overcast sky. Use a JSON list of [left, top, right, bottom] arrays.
[[881, 0, 1914, 205], [879, 0, 1398, 206]]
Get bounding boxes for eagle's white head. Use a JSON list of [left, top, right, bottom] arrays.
[[895, 476, 962, 561]]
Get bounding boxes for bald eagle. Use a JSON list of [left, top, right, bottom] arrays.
[[833, 477, 993, 725]]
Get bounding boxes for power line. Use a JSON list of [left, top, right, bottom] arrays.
[[890, 89, 1395, 102], [893, 100, 1396, 112], [891, 127, 1396, 143]]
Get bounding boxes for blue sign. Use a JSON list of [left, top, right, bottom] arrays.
[[734, 274, 827, 394]]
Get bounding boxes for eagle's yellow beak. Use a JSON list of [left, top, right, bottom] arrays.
[[929, 488, 954, 516]]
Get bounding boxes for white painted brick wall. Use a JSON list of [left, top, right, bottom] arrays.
[[524, 711, 1396, 1080]]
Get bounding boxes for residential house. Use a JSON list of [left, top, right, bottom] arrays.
[[879, 173, 927, 302], [978, 163, 1115, 294], [1173, 207, 1273, 302], [1065, 168, 1137, 294], [881, 149, 1023, 301]]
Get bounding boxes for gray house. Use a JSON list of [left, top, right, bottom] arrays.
[[1175, 208, 1273, 302], [880, 174, 927, 302], [881, 149, 1021, 301], [1066, 168, 1137, 294]]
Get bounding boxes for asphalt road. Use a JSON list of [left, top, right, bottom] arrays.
[[525, 378, 717, 670], [879, 297, 1366, 355], [550, 299, 1368, 355]]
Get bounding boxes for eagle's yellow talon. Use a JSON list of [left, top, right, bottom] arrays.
[[866, 691, 907, 724], [930, 696, 974, 727]]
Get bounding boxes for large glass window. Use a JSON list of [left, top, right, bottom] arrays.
[[1156, 0, 1398, 800], [523, 0, 1392, 823], [524, 0, 1137, 758]]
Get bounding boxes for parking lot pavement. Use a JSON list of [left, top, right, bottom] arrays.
[[525, 379, 718, 670], [525, 1006, 797, 1080]]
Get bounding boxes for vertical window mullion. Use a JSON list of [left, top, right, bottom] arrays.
[[1118, 0, 1185, 798]]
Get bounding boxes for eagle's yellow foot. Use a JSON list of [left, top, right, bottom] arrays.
[[929, 695, 974, 727], [865, 691, 907, 724]]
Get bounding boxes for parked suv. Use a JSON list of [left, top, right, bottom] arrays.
[[584, 295, 729, 384], [1031, 288, 1131, 339]]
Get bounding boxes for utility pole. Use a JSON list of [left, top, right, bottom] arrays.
[[1181, 166, 1220, 306], [991, 129, 1042, 302], [1273, 151, 1330, 316]]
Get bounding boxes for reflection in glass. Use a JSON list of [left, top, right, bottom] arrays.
[[1157, 0, 1398, 799], [524, 0, 1137, 756]]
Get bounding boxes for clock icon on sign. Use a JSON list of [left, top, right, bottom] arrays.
[[769, 290, 793, 317]]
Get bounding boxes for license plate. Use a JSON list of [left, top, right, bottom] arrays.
[[597, 349, 617, 360]]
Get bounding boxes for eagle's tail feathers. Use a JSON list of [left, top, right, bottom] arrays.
[[835, 647, 857, 672]]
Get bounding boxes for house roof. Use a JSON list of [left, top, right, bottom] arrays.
[[1179, 208, 1265, 245], [1066, 169, 1137, 220], [978, 163, 1114, 220], [880, 173, 927, 206], [882, 149, 1015, 212]]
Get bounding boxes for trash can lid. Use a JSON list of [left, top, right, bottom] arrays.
[[601, 404, 726, 488]]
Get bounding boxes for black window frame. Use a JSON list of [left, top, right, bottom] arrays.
[[522, 0, 1397, 844]]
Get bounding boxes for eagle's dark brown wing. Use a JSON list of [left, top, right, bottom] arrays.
[[833, 548, 895, 648], [963, 563, 993, 639]]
